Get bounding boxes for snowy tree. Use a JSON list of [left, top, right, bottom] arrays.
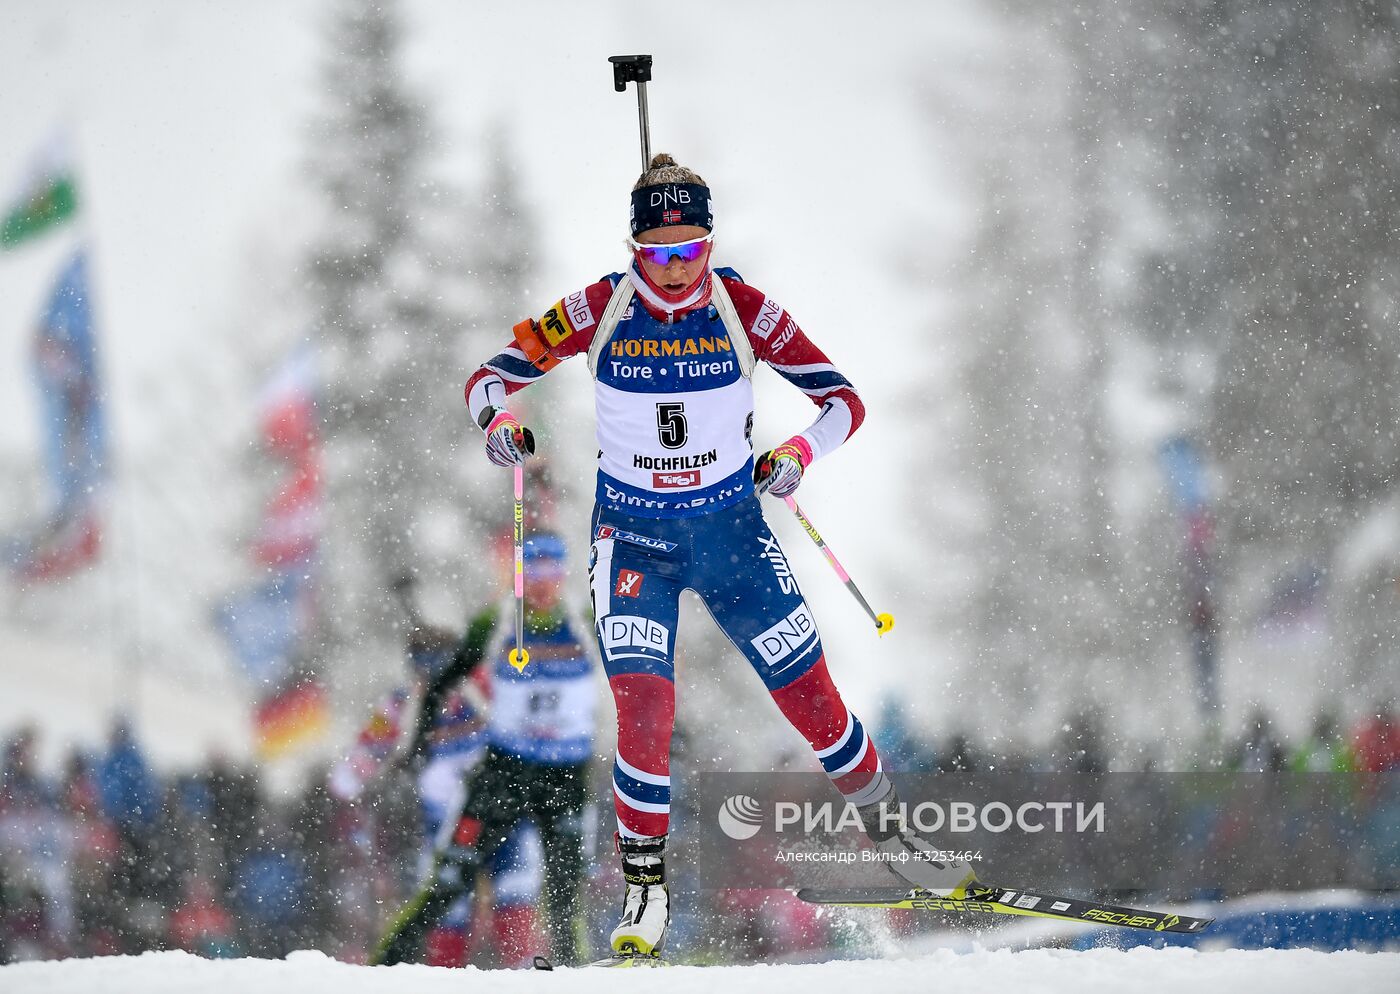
[[293, 0, 555, 720], [1121, 1, 1400, 716], [912, 9, 1142, 758], [301, 0, 474, 696], [914, 4, 1221, 760], [1130, 2, 1400, 543]]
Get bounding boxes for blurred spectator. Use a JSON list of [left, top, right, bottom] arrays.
[[1352, 699, 1400, 772], [0, 884, 54, 963], [936, 732, 981, 773], [713, 889, 830, 960], [96, 719, 159, 831], [2, 729, 44, 807], [95, 720, 173, 952], [1289, 711, 1357, 772], [230, 831, 308, 957], [0, 860, 9, 963], [0, 728, 72, 958], [167, 875, 238, 957], [207, 757, 261, 866], [289, 771, 338, 950], [875, 697, 935, 771], [1055, 710, 1107, 773], [1228, 707, 1287, 772], [59, 750, 124, 955], [0, 704, 1396, 965]]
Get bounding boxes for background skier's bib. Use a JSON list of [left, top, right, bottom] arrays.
[[487, 612, 596, 765]]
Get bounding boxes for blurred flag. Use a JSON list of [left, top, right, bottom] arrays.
[[1160, 435, 1208, 514], [215, 346, 329, 758], [2, 133, 78, 250], [34, 250, 106, 511], [254, 460, 321, 567], [253, 679, 329, 759], [329, 689, 410, 801], [258, 346, 318, 459], [1159, 434, 1219, 714], [7, 249, 107, 580], [213, 570, 311, 686], [12, 510, 102, 582], [254, 348, 321, 566]]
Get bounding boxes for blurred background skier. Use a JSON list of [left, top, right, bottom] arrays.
[[331, 582, 548, 967], [463, 153, 979, 960], [371, 533, 597, 967]]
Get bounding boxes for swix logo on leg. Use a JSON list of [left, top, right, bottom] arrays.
[[653, 470, 700, 489], [759, 535, 798, 595], [751, 602, 819, 670], [616, 569, 644, 598]]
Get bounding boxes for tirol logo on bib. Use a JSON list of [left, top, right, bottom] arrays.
[[654, 471, 699, 489]]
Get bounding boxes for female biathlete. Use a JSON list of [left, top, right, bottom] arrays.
[[465, 154, 977, 959]]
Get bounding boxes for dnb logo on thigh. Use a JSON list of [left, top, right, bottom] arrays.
[[599, 615, 670, 664], [750, 602, 819, 672]]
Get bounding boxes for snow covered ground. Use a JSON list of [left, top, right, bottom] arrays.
[[3, 947, 1397, 994]]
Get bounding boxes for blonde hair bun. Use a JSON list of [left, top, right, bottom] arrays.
[[633, 153, 706, 191]]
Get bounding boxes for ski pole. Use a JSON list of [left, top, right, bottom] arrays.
[[783, 495, 894, 636], [508, 463, 531, 671], [609, 54, 653, 170]]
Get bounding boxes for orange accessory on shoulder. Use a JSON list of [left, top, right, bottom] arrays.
[[512, 317, 560, 372]]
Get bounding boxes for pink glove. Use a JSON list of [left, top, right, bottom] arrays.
[[754, 436, 813, 498], [479, 407, 536, 467]]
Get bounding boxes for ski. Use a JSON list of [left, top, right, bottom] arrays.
[[796, 885, 1213, 934], [583, 952, 668, 969], [533, 952, 668, 969]]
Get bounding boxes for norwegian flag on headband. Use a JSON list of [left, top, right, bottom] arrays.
[[662, 209, 682, 224]]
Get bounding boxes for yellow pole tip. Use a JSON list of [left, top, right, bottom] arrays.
[[508, 648, 530, 671], [875, 613, 895, 635]]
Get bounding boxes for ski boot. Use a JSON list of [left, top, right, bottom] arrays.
[[858, 789, 987, 899], [609, 834, 670, 960]]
